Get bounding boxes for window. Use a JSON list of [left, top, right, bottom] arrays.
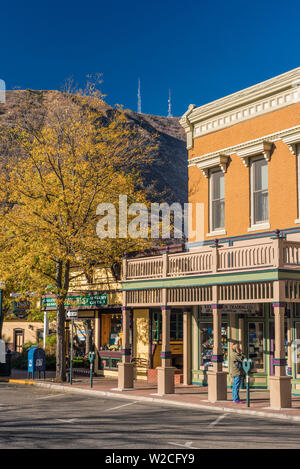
[[210, 170, 225, 232], [198, 322, 228, 368], [251, 158, 268, 225], [297, 144, 300, 221], [151, 311, 183, 341], [248, 322, 264, 371]]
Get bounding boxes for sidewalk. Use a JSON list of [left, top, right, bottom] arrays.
[[3, 369, 300, 423]]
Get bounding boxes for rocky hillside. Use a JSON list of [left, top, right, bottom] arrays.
[[0, 90, 188, 206]]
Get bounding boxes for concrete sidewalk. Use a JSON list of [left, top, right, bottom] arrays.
[[3, 369, 300, 423]]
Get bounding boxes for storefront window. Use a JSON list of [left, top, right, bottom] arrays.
[[100, 313, 122, 351], [199, 322, 228, 368], [151, 311, 183, 341], [248, 322, 264, 371]]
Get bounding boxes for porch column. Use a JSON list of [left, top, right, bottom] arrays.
[[183, 310, 191, 385], [118, 306, 134, 390], [157, 306, 175, 394], [208, 304, 227, 402], [269, 301, 291, 408]]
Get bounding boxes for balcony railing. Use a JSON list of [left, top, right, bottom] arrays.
[[123, 238, 300, 281]]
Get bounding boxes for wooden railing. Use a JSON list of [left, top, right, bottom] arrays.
[[123, 238, 300, 281]]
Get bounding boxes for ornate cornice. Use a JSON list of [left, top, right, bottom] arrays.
[[180, 68, 300, 145], [282, 128, 300, 155], [197, 154, 229, 177], [237, 141, 273, 167]]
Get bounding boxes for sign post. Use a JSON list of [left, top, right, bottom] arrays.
[[67, 310, 78, 385], [242, 358, 253, 407]]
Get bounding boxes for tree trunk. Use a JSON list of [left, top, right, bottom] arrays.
[[55, 259, 70, 382]]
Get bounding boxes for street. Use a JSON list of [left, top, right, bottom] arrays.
[[0, 382, 300, 449]]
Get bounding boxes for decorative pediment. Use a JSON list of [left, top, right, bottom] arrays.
[[282, 130, 300, 155], [236, 141, 273, 167], [197, 154, 229, 178]]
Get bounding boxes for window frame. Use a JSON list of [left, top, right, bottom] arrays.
[[209, 168, 225, 233], [250, 157, 269, 228]]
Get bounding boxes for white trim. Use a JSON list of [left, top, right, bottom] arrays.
[[206, 229, 227, 237], [248, 223, 270, 232], [180, 68, 300, 143], [188, 125, 300, 167], [237, 141, 273, 167], [294, 219, 300, 224], [197, 154, 229, 177]]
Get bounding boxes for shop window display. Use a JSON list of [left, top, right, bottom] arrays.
[[248, 322, 264, 371], [100, 314, 122, 352], [199, 323, 228, 368]]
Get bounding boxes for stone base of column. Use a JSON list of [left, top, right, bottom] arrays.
[[117, 362, 134, 390], [269, 375, 292, 409], [157, 366, 175, 395], [207, 371, 228, 402]]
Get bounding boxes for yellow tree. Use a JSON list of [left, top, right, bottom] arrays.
[[0, 87, 154, 381]]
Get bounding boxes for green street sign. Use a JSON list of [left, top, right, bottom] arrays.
[[42, 293, 108, 310]]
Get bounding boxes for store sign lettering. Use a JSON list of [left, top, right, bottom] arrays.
[[42, 293, 108, 310], [200, 304, 260, 314]]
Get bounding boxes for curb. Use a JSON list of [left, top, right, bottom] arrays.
[[0, 378, 34, 385], [13, 379, 300, 423]]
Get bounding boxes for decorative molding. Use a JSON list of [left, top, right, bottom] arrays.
[[188, 125, 300, 168], [237, 141, 273, 167], [196, 153, 229, 177], [282, 129, 300, 155], [180, 68, 300, 142]]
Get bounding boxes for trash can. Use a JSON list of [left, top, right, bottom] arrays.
[[27, 346, 46, 379]]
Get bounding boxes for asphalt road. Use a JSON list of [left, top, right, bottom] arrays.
[[0, 382, 300, 449]]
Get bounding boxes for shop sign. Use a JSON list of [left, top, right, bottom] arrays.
[[200, 304, 260, 314], [42, 293, 108, 310]]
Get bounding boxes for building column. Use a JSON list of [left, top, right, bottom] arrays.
[[269, 301, 291, 408], [157, 306, 175, 394], [183, 310, 191, 385], [118, 306, 134, 390], [207, 304, 227, 402]]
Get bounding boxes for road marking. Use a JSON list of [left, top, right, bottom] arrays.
[[56, 419, 76, 423], [104, 401, 139, 412], [209, 413, 228, 428], [36, 394, 66, 400], [168, 441, 198, 449]]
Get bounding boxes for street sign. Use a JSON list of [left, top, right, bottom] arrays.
[[42, 293, 108, 310], [67, 310, 78, 319]]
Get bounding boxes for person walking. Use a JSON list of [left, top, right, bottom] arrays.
[[231, 343, 245, 404]]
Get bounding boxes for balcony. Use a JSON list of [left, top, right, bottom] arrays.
[[122, 237, 300, 307], [123, 238, 300, 281]]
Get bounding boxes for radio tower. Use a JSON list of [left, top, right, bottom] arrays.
[[168, 89, 173, 118], [137, 78, 142, 114]]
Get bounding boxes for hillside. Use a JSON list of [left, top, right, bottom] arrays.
[[0, 90, 188, 206]]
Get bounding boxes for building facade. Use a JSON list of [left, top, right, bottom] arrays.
[[120, 68, 300, 408]]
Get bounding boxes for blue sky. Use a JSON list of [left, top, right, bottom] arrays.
[[1, 0, 299, 117]]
